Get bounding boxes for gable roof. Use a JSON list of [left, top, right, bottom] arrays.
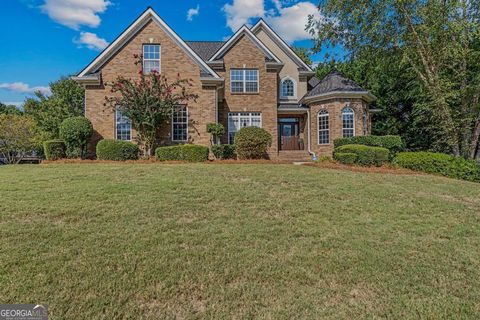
[[250, 19, 314, 73], [185, 41, 225, 61], [303, 70, 376, 102], [208, 25, 282, 64], [76, 7, 220, 79]]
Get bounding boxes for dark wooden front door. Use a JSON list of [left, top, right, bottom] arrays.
[[278, 119, 301, 150]]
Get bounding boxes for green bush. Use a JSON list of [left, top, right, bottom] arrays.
[[43, 140, 66, 160], [334, 144, 389, 166], [234, 127, 272, 160], [316, 155, 334, 163], [206, 123, 225, 136], [393, 152, 480, 182], [334, 152, 357, 165], [334, 135, 404, 159], [59, 117, 93, 158], [212, 144, 236, 160], [96, 139, 139, 161], [155, 144, 209, 162]]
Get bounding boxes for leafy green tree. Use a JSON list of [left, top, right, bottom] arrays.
[[0, 114, 39, 164], [24, 78, 85, 139], [309, 0, 480, 160], [0, 103, 23, 115]]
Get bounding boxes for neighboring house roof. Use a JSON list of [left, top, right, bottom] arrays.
[[185, 41, 226, 61], [75, 7, 220, 80], [250, 19, 314, 73], [303, 70, 376, 103], [209, 25, 282, 65]]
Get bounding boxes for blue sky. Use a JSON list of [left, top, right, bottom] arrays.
[[0, 0, 340, 106]]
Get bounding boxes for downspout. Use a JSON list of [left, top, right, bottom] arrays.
[[306, 109, 317, 161]]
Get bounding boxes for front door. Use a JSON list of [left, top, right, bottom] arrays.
[[278, 118, 301, 150]]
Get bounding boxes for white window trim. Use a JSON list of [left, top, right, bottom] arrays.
[[280, 76, 297, 100], [342, 106, 356, 138], [230, 69, 259, 93], [317, 109, 330, 145], [228, 112, 262, 144], [171, 106, 189, 142], [115, 107, 132, 141], [143, 44, 161, 74]]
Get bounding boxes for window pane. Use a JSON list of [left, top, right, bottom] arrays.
[[230, 70, 244, 81], [143, 45, 160, 74], [172, 106, 188, 141], [342, 108, 355, 138], [231, 81, 244, 93], [318, 110, 329, 144], [282, 79, 294, 97], [245, 82, 258, 92], [116, 108, 131, 141], [245, 70, 258, 81]]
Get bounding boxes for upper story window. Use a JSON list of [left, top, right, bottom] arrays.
[[230, 69, 259, 93], [318, 109, 329, 144], [116, 107, 132, 141], [172, 106, 188, 142], [143, 44, 160, 74], [280, 77, 296, 99], [342, 107, 355, 138]]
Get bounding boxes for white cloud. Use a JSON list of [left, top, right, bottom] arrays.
[[222, 0, 320, 43], [187, 5, 200, 21], [223, 0, 265, 31], [41, 0, 110, 30], [265, 2, 321, 43], [0, 82, 51, 95], [75, 32, 109, 51]]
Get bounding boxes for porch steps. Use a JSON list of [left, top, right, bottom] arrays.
[[276, 150, 313, 162]]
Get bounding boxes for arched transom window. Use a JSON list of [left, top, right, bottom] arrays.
[[318, 109, 329, 144], [280, 77, 295, 98], [342, 107, 355, 138]]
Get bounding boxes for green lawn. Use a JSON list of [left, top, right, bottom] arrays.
[[1, 163, 480, 319]]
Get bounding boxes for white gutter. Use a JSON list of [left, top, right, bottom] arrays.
[[306, 109, 317, 161]]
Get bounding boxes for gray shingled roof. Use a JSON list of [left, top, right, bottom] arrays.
[[305, 70, 367, 98], [185, 41, 225, 61]]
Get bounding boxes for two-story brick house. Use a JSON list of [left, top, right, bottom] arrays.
[[73, 7, 376, 160]]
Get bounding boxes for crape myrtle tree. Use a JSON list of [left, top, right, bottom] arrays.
[[104, 55, 199, 157], [308, 0, 480, 160]]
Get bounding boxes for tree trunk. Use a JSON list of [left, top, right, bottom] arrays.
[[470, 118, 480, 159]]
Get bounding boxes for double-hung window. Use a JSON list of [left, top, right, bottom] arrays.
[[318, 109, 329, 144], [143, 44, 160, 74], [230, 69, 259, 93], [172, 106, 188, 142], [116, 107, 132, 141], [342, 107, 355, 138], [228, 112, 261, 144]]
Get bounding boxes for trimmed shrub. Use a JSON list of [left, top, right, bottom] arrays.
[[334, 144, 389, 166], [96, 139, 139, 161], [212, 144, 236, 160], [334, 135, 404, 159], [234, 127, 272, 160], [43, 140, 66, 160], [334, 152, 357, 165], [155, 144, 209, 162], [393, 152, 480, 182], [316, 155, 334, 163], [59, 117, 93, 159]]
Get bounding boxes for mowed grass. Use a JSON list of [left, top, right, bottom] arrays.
[[1, 163, 480, 319]]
